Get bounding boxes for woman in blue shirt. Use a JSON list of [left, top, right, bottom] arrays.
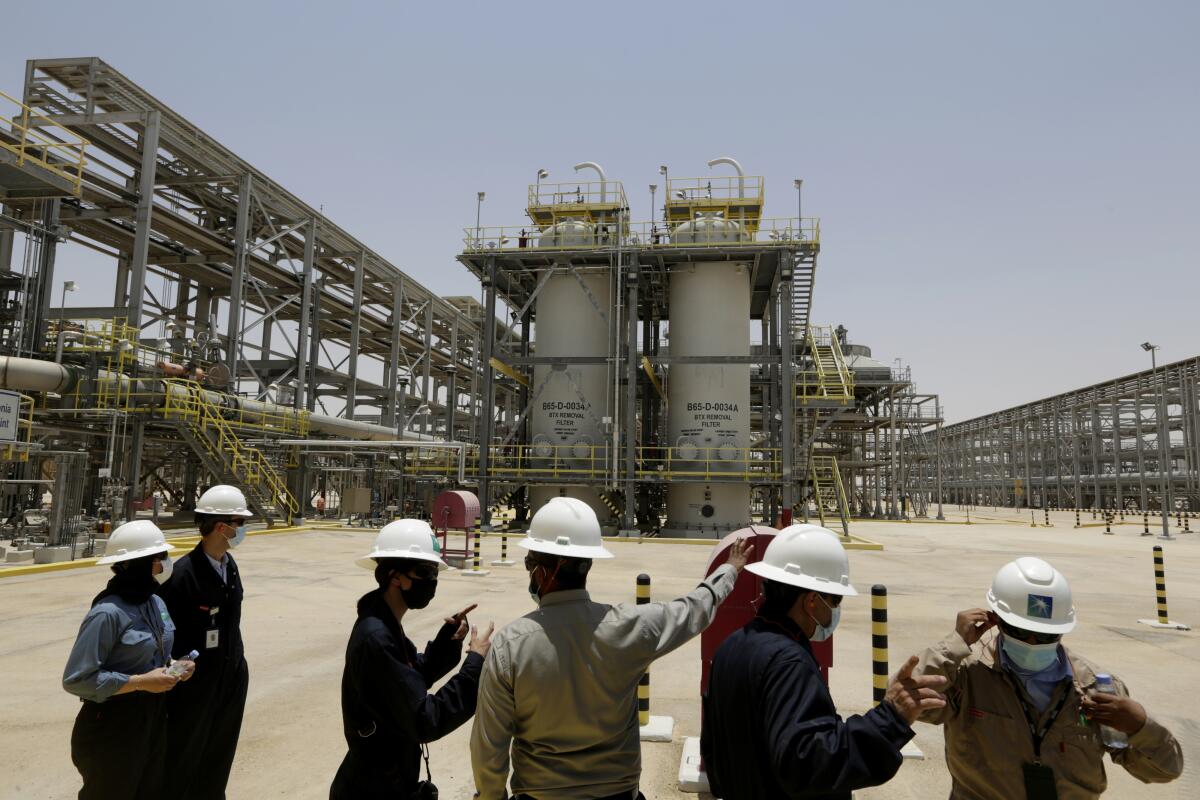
[[63, 520, 195, 799]]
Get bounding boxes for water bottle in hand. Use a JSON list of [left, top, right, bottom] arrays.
[[166, 650, 199, 678], [1094, 674, 1128, 749]]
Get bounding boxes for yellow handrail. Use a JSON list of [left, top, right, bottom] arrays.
[[0, 89, 88, 197]]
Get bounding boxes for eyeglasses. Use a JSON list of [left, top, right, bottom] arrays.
[[406, 565, 439, 581], [819, 593, 844, 609], [1000, 621, 1060, 646]]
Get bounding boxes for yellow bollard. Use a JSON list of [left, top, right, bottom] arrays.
[[872, 585, 888, 705], [461, 522, 491, 577], [1104, 513, 1113, 535], [491, 530, 515, 567], [1075, 508, 1081, 528], [1138, 546, 1191, 630]]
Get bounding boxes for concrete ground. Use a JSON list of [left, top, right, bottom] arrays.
[[0, 509, 1196, 799]]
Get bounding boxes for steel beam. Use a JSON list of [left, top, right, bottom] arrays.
[[227, 173, 252, 376], [346, 250, 365, 417], [126, 111, 161, 330], [294, 219, 316, 410]]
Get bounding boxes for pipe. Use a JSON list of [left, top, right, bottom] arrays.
[[274, 439, 470, 485], [0, 355, 416, 442], [573, 161, 607, 204], [707, 156, 746, 198]]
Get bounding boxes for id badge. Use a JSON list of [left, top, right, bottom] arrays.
[[206, 628, 220, 649], [1022, 762, 1058, 800]]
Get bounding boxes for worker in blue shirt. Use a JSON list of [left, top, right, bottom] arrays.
[[702, 525, 947, 799], [63, 520, 195, 799], [158, 485, 254, 799]]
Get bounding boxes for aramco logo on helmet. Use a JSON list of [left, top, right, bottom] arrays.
[[430, 534, 441, 553], [1027, 594, 1054, 619]]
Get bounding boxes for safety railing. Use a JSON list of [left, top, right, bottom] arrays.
[[665, 175, 765, 204], [462, 216, 819, 253], [455, 443, 782, 480], [810, 454, 851, 529], [527, 180, 629, 211], [0, 89, 87, 196]]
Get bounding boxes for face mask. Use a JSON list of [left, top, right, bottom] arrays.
[[400, 577, 438, 610], [154, 556, 173, 585], [527, 562, 561, 607], [227, 524, 247, 549], [1000, 632, 1060, 673], [808, 595, 840, 642]]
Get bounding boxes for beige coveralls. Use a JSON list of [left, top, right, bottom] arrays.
[[915, 630, 1183, 799]]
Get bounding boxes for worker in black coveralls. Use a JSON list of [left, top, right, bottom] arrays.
[[330, 518, 493, 799], [158, 484, 254, 799], [702, 525, 949, 799]]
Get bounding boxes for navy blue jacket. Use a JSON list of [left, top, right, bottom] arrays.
[[330, 589, 483, 799], [701, 615, 913, 799]]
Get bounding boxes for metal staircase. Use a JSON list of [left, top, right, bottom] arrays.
[[798, 325, 854, 404], [810, 455, 851, 537], [164, 380, 297, 524]]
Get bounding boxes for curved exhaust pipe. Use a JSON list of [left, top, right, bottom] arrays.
[[573, 161, 607, 204], [707, 156, 746, 198]]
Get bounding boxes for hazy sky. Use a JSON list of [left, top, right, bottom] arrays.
[[3, 1, 1197, 423]]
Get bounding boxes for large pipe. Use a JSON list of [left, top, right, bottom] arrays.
[[0, 355, 418, 442], [573, 161, 607, 204], [707, 156, 746, 198]]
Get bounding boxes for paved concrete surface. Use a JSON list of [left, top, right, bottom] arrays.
[[0, 510, 1196, 798]]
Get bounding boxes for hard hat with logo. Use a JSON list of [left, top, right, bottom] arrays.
[[745, 524, 858, 596], [519, 497, 614, 559], [97, 520, 177, 565], [357, 519, 449, 571], [195, 485, 254, 518], [987, 556, 1075, 635]]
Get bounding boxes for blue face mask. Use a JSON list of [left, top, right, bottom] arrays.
[[227, 523, 247, 549], [809, 595, 841, 642], [1000, 632, 1060, 673]]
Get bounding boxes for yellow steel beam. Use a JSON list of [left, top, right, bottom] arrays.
[[489, 357, 529, 387], [641, 356, 665, 402]]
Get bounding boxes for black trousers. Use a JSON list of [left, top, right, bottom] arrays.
[[71, 693, 167, 800], [166, 657, 249, 800]]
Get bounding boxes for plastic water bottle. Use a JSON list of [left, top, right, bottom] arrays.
[[1093, 674, 1128, 749], [166, 650, 199, 678]]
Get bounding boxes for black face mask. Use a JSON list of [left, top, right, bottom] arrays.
[[401, 577, 438, 610]]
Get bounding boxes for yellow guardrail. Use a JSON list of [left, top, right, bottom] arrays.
[[0, 89, 87, 197], [666, 174, 765, 204], [462, 216, 819, 253], [527, 180, 629, 212], [798, 324, 854, 403]]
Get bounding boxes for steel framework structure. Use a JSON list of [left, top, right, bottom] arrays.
[[932, 357, 1200, 514]]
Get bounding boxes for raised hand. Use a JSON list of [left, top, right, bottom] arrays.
[[445, 603, 479, 641], [884, 655, 948, 725], [469, 622, 495, 658], [726, 537, 755, 573], [955, 608, 997, 647]]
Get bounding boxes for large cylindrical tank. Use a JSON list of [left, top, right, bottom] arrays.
[[529, 220, 610, 521], [665, 214, 751, 536]]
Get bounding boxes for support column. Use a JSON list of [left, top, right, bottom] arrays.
[[888, 391, 899, 518], [445, 317, 459, 439], [123, 418, 146, 523], [477, 258, 499, 528], [623, 263, 639, 531], [421, 302, 434, 436], [294, 219, 316, 410], [1111, 398, 1122, 510], [384, 278, 403, 428], [29, 199, 60, 353], [346, 250, 366, 417], [227, 173, 252, 377], [307, 278, 322, 412], [126, 111, 161, 331], [779, 264, 795, 518], [0, 212, 14, 272], [935, 406, 945, 520]]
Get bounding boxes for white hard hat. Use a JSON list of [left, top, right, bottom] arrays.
[[987, 556, 1076, 635], [195, 485, 254, 518], [745, 524, 858, 596], [357, 519, 449, 571], [97, 520, 176, 565], [519, 497, 614, 559]]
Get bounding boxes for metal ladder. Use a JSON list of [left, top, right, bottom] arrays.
[[809, 455, 851, 537]]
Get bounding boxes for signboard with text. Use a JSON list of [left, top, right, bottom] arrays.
[[0, 390, 20, 442]]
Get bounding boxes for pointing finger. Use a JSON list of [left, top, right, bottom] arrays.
[[895, 655, 918, 681]]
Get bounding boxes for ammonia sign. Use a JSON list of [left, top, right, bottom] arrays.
[[0, 390, 20, 443]]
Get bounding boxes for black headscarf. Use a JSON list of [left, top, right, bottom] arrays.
[[91, 554, 159, 607]]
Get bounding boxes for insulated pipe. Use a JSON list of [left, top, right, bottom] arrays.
[[707, 156, 746, 198], [573, 161, 607, 204], [0, 355, 415, 442]]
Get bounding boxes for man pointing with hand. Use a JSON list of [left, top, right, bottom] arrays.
[[703, 525, 947, 799]]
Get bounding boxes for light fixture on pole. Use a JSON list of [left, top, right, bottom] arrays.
[[475, 191, 486, 248], [793, 179, 804, 239], [61, 280, 77, 311], [1140, 341, 1171, 539], [536, 168, 549, 193], [1141, 341, 1158, 370], [658, 165, 669, 221]]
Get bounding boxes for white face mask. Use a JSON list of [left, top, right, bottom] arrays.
[[1000, 632, 1061, 673], [809, 595, 841, 642], [154, 555, 173, 585], [226, 523, 246, 549]]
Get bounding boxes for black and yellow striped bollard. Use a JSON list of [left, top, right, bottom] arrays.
[[1142, 511, 1151, 536], [461, 522, 491, 577], [872, 585, 888, 705], [1104, 513, 1113, 535], [1138, 546, 1191, 630], [1074, 508, 1081, 528], [637, 574, 651, 726], [1044, 507, 1051, 527], [491, 530, 515, 567]]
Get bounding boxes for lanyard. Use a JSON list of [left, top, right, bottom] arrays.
[[137, 600, 168, 666], [1006, 672, 1072, 761]]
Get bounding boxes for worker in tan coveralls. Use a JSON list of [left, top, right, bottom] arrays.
[[914, 556, 1183, 799]]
